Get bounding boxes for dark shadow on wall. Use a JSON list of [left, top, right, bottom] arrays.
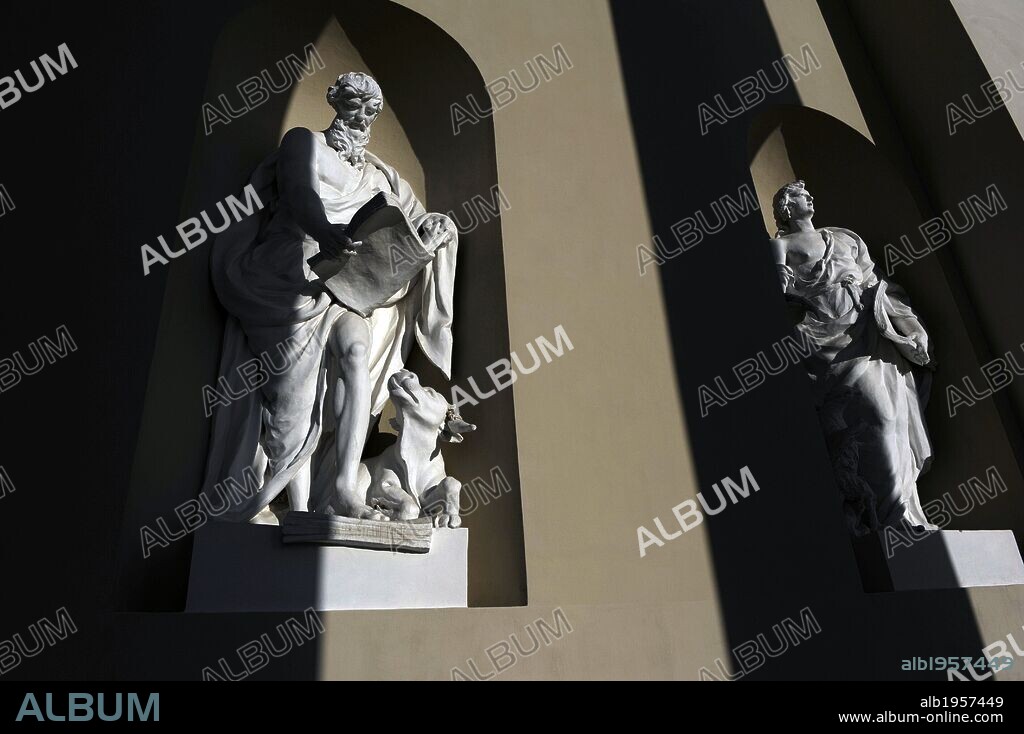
[[116, 0, 333, 616], [610, 0, 985, 679], [116, 0, 526, 656], [113, 0, 336, 681]]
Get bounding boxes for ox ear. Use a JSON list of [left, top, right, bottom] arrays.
[[441, 416, 477, 443]]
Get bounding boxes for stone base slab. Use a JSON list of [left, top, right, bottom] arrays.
[[853, 529, 1024, 592], [185, 520, 467, 612]]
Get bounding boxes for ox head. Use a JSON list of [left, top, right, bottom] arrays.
[[387, 369, 476, 444]]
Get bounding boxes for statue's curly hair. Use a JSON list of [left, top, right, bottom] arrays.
[[772, 179, 807, 237], [326, 71, 383, 111]]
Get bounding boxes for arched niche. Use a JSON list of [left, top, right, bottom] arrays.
[[119, 0, 526, 610], [748, 104, 1024, 550]]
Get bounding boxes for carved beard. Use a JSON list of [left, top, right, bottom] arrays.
[[324, 116, 371, 166]]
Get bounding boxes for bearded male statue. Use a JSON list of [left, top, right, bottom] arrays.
[[199, 72, 458, 523], [769, 180, 936, 535]]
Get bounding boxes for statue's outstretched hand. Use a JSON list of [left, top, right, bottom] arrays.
[[419, 214, 456, 253], [897, 331, 932, 368]]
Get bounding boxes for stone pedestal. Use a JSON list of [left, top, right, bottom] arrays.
[[853, 529, 1024, 592], [185, 521, 468, 612]]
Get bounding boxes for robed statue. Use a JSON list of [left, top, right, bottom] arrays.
[[769, 180, 936, 534], [199, 72, 461, 524]]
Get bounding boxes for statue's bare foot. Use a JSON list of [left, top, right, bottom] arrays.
[[334, 489, 390, 522]]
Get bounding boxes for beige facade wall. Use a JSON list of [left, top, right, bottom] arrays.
[[312, 0, 727, 678], [952, 0, 1024, 141]]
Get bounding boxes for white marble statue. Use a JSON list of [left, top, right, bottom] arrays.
[[769, 180, 936, 535], [199, 72, 460, 524]]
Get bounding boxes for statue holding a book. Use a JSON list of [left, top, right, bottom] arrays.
[[199, 72, 469, 537]]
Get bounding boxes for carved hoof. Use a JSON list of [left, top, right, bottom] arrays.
[[432, 512, 462, 529]]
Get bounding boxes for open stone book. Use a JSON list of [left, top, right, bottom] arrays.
[[308, 191, 435, 317]]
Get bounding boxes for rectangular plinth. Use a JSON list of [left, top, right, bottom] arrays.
[[185, 520, 467, 612], [853, 529, 1024, 592]]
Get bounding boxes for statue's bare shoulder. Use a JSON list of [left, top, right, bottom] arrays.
[[769, 234, 788, 265], [281, 126, 317, 145], [275, 128, 318, 191], [279, 127, 324, 162]]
